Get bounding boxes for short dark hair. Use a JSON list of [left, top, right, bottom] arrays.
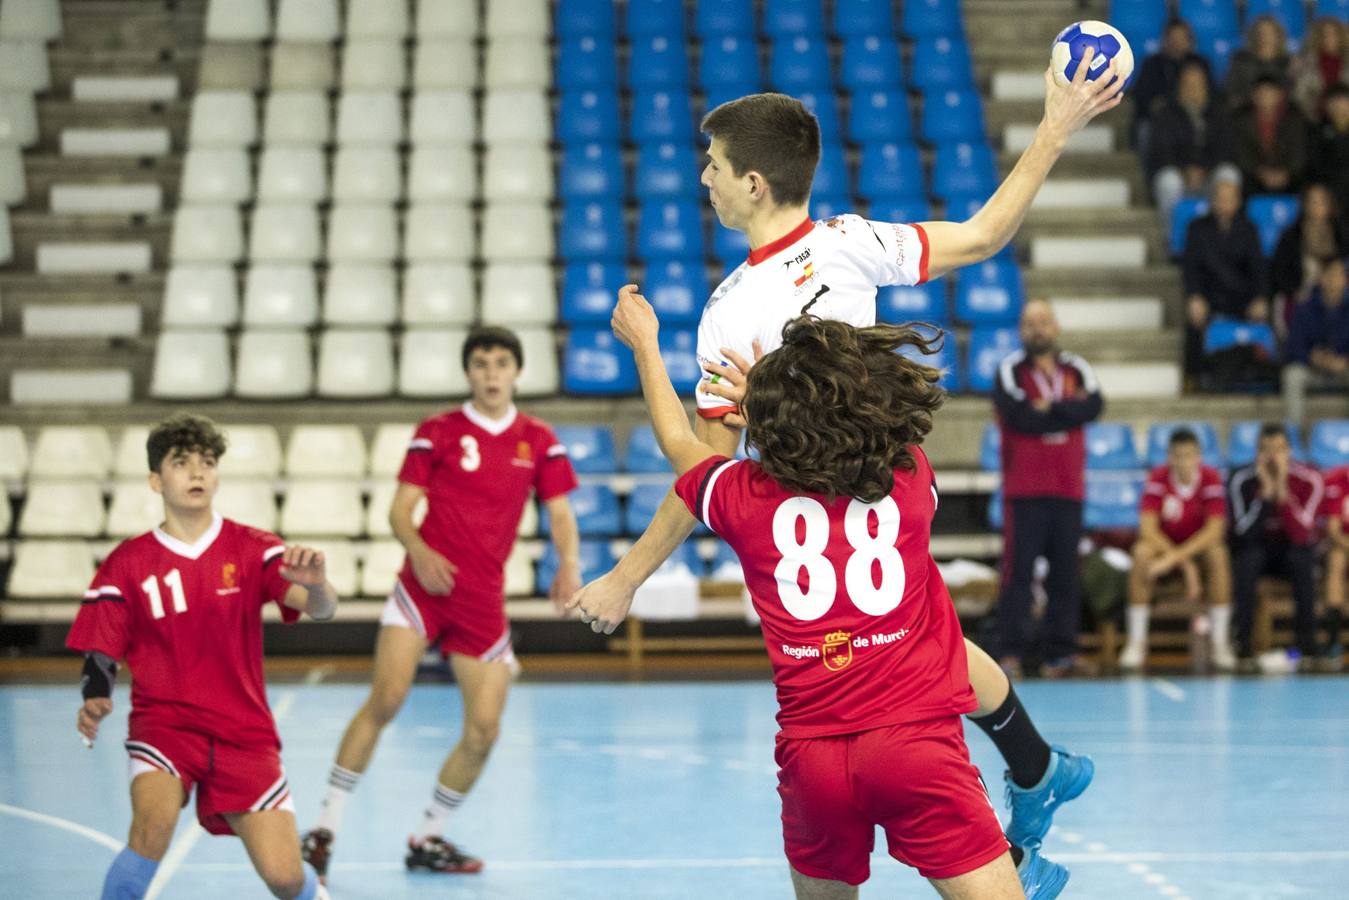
[[146, 413, 227, 473], [744, 317, 946, 503], [1169, 428, 1200, 449], [1258, 422, 1288, 442], [461, 325, 523, 371], [1253, 74, 1285, 91], [701, 93, 821, 207], [1327, 83, 1349, 102], [1165, 18, 1193, 35]]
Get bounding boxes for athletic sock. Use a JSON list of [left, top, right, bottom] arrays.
[[1210, 604, 1232, 651], [412, 783, 465, 842], [1325, 607, 1343, 648], [971, 684, 1052, 790], [314, 764, 360, 834], [100, 847, 158, 900], [295, 863, 320, 900], [1126, 604, 1151, 647], [1010, 846, 1024, 867]]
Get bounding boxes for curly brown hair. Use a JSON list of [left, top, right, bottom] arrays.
[[743, 317, 946, 503], [146, 413, 228, 472]]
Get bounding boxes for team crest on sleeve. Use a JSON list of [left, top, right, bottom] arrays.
[[822, 630, 853, 671]]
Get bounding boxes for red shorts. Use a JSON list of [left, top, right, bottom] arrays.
[[774, 716, 1008, 885], [125, 723, 292, 836], [382, 563, 516, 664]]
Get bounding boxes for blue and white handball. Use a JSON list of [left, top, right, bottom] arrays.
[[1050, 20, 1134, 88]]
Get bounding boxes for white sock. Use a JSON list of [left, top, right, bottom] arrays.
[[1210, 605, 1232, 650], [315, 765, 360, 834], [413, 783, 465, 842], [1126, 605, 1151, 646]]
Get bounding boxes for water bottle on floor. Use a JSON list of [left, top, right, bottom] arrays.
[[1190, 614, 1210, 674]]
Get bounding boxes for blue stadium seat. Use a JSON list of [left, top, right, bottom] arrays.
[[955, 258, 1024, 324], [910, 36, 975, 91], [980, 423, 1000, 471], [1246, 194, 1300, 257], [901, 0, 964, 38], [1203, 319, 1277, 357], [857, 141, 923, 203], [1084, 472, 1145, 530], [696, 0, 755, 37], [540, 483, 621, 536], [811, 194, 851, 220], [1179, 0, 1239, 41], [966, 326, 1021, 393], [1246, 0, 1307, 41], [556, 37, 618, 90], [626, 483, 711, 537], [552, 425, 618, 474], [557, 90, 622, 143], [1145, 421, 1225, 469], [560, 142, 625, 199], [1086, 422, 1142, 469], [1227, 420, 1306, 467], [1309, 420, 1349, 469], [699, 34, 760, 88], [644, 258, 707, 323], [638, 200, 705, 259], [764, 0, 824, 36], [659, 326, 702, 393], [770, 35, 832, 92], [869, 195, 932, 223], [627, 0, 686, 38], [1170, 197, 1209, 257], [629, 34, 691, 90], [635, 142, 700, 198], [840, 36, 905, 91], [944, 192, 991, 221], [847, 90, 913, 143], [812, 141, 851, 200], [713, 223, 751, 269], [879, 281, 947, 325], [631, 89, 694, 143], [1196, 32, 1238, 79], [560, 200, 628, 261], [1109, 0, 1169, 58], [921, 90, 985, 144], [712, 540, 740, 572], [538, 541, 615, 594], [798, 90, 842, 143], [1316, 0, 1349, 18], [564, 327, 638, 395], [555, 0, 616, 38], [704, 81, 763, 115], [932, 142, 997, 201], [625, 425, 670, 472], [897, 327, 961, 391], [561, 260, 626, 324], [833, 0, 895, 37]]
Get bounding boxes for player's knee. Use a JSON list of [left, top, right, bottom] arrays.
[[463, 717, 500, 757], [365, 685, 408, 725], [127, 812, 176, 858], [258, 859, 306, 899]]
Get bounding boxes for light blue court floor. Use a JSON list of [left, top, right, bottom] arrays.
[[2, 676, 1348, 899]]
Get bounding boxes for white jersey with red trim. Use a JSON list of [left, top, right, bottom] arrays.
[[696, 214, 931, 418]]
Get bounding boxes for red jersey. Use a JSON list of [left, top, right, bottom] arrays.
[[992, 350, 1103, 501], [1323, 466, 1349, 528], [65, 515, 297, 748], [398, 403, 578, 599], [674, 447, 975, 739], [1139, 464, 1227, 544]]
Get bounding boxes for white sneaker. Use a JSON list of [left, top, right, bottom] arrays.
[[1118, 641, 1146, 672], [1211, 641, 1237, 672]]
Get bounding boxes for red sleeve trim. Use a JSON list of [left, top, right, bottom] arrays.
[[697, 404, 738, 419], [911, 222, 930, 284]]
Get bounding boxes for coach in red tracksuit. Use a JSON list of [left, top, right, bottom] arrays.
[[992, 300, 1103, 677]]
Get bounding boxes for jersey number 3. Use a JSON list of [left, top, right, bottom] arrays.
[[772, 496, 905, 621], [460, 435, 481, 472], [142, 569, 188, 620]]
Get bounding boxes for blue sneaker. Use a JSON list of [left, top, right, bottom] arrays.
[[1017, 846, 1070, 899], [1004, 745, 1094, 848]]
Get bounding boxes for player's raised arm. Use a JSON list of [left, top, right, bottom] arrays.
[[921, 47, 1126, 279], [280, 544, 339, 621]]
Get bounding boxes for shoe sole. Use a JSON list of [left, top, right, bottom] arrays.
[[405, 861, 485, 875], [1024, 862, 1071, 900]]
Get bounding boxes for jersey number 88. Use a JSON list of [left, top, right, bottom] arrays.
[[772, 496, 905, 621]]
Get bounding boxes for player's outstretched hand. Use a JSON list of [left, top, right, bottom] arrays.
[[611, 284, 660, 351], [549, 559, 583, 618], [410, 545, 457, 596], [566, 572, 636, 635], [701, 342, 764, 429], [78, 697, 113, 747], [280, 544, 327, 587], [1042, 46, 1125, 138]]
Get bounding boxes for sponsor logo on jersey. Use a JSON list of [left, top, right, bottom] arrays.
[[222, 563, 237, 589], [822, 630, 853, 671], [511, 439, 535, 468], [792, 262, 815, 287], [781, 247, 812, 271]]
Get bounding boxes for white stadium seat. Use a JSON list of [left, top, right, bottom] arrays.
[[480, 202, 553, 262], [161, 265, 240, 328], [360, 539, 405, 596], [113, 426, 152, 477], [0, 0, 62, 41], [332, 146, 401, 202], [7, 541, 95, 598], [171, 205, 243, 263], [417, 0, 477, 38], [504, 542, 534, 595], [317, 328, 395, 398], [482, 144, 551, 201], [0, 205, 11, 264], [280, 480, 364, 537], [347, 0, 409, 37], [369, 423, 416, 477], [19, 481, 106, 537], [0, 491, 9, 534], [324, 265, 397, 325], [248, 204, 321, 263], [326, 203, 399, 263], [484, 38, 549, 89], [481, 89, 550, 143], [407, 144, 475, 202], [341, 39, 406, 90], [285, 425, 367, 477], [399, 328, 470, 396], [180, 148, 251, 203], [106, 480, 163, 538], [402, 263, 475, 324], [234, 329, 313, 398], [269, 43, 335, 91], [198, 43, 266, 92], [0, 41, 48, 91], [188, 91, 257, 147], [263, 91, 330, 145], [30, 426, 112, 478], [218, 425, 283, 478], [409, 91, 474, 143], [287, 537, 359, 594], [256, 146, 327, 202], [336, 91, 404, 144], [0, 143, 25, 205], [485, 0, 548, 38], [413, 39, 476, 89], [275, 0, 339, 43], [481, 263, 556, 324], [0, 91, 38, 146], [0, 425, 28, 480], [205, 0, 270, 41], [243, 264, 319, 327], [362, 481, 429, 535], [404, 204, 473, 261], [150, 330, 232, 399], [214, 479, 279, 531], [515, 326, 559, 396]]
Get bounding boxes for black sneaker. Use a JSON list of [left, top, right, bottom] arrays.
[[301, 828, 334, 885], [405, 835, 483, 874]]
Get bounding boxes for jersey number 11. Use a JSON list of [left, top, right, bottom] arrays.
[[142, 569, 188, 619]]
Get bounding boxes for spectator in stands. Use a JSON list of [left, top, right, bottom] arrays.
[[1121, 428, 1233, 672], [1228, 423, 1323, 668], [1282, 256, 1349, 426], [1182, 176, 1269, 377], [1270, 183, 1345, 333], [1133, 19, 1213, 153], [1147, 60, 1239, 226], [991, 300, 1103, 679], [1291, 17, 1349, 122], [1225, 15, 1292, 111], [1234, 75, 1310, 195], [1320, 467, 1348, 671], [1311, 84, 1349, 223]]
